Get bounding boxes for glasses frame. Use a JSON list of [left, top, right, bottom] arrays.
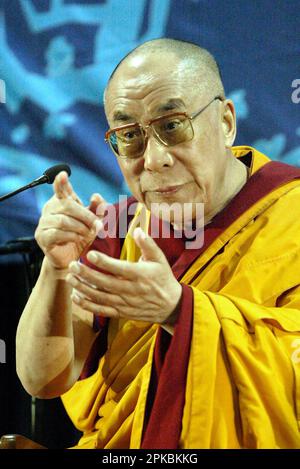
[[105, 95, 224, 159]]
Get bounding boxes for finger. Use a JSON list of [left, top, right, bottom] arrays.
[[49, 198, 99, 230], [53, 171, 72, 199], [68, 261, 132, 293], [53, 171, 82, 204], [40, 228, 86, 247], [89, 193, 106, 215], [133, 227, 166, 263], [85, 251, 140, 280], [66, 273, 124, 306], [38, 213, 92, 237], [70, 291, 119, 317]]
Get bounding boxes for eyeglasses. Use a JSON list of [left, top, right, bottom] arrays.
[[105, 96, 223, 159]]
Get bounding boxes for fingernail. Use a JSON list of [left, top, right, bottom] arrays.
[[69, 261, 80, 273], [91, 194, 103, 203], [66, 274, 77, 286], [94, 219, 103, 233], [73, 288, 85, 299], [71, 292, 81, 304], [88, 251, 98, 262], [135, 227, 146, 239]]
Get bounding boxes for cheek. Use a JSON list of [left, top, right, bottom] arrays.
[[196, 112, 223, 147], [174, 142, 218, 203], [118, 159, 144, 198], [191, 123, 224, 174]]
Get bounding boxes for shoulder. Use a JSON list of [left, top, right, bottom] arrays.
[[258, 183, 300, 237], [236, 183, 300, 269]]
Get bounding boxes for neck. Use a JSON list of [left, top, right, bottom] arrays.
[[204, 153, 249, 225], [170, 153, 249, 232]]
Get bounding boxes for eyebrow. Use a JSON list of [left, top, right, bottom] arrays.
[[112, 98, 186, 124], [155, 98, 186, 113], [112, 111, 135, 123]]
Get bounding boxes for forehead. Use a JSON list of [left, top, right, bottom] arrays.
[[105, 54, 197, 124]]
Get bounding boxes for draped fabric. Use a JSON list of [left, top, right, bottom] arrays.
[[1, 1, 300, 242], [62, 147, 300, 449]]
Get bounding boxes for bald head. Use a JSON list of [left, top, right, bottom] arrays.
[[104, 38, 225, 105], [103, 38, 241, 225]]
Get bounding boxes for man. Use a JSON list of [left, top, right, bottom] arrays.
[[16, 39, 300, 449]]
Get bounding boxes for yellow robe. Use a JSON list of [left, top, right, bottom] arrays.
[[62, 146, 300, 448]]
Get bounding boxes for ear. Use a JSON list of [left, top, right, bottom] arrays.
[[221, 99, 237, 148]]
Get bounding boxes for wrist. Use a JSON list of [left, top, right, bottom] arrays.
[[42, 257, 70, 280], [161, 323, 175, 336], [163, 284, 182, 326]]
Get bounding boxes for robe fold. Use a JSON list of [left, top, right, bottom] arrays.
[[62, 146, 300, 448]]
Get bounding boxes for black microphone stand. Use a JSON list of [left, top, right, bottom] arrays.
[[0, 237, 43, 295], [0, 163, 71, 202], [0, 237, 44, 440], [0, 178, 47, 203]]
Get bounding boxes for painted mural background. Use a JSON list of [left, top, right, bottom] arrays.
[[0, 0, 299, 242]]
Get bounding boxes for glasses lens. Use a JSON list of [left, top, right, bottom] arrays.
[[109, 126, 145, 158], [152, 115, 193, 146]]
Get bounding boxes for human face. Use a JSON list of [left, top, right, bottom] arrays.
[[105, 54, 235, 223], [105, 96, 222, 159]]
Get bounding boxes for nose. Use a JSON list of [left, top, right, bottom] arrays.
[[143, 134, 175, 172]]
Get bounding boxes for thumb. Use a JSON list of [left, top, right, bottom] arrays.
[[133, 227, 166, 263], [53, 171, 82, 204]]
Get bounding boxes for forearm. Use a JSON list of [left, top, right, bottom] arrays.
[[16, 257, 77, 398]]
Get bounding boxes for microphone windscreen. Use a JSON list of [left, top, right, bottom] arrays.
[[43, 164, 71, 184]]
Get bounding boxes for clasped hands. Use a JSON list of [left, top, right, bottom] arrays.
[[66, 227, 182, 325]]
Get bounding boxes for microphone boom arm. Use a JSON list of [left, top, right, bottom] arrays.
[[0, 178, 45, 202], [0, 164, 71, 202]]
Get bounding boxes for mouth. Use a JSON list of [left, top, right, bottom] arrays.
[[154, 185, 181, 194], [144, 183, 189, 196]]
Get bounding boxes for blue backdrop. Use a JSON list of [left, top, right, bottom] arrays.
[[0, 0, 299, 243]]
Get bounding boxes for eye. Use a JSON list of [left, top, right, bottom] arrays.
[[124, 131, 136, 139], [118, 128, 141, 141], [162, 119, 183, 132]]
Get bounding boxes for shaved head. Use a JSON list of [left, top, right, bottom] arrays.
[[104, 38, 225, 105], [103, 38, 244, 227]]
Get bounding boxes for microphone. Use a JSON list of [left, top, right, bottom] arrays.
[[0, 164, 71, 202]]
